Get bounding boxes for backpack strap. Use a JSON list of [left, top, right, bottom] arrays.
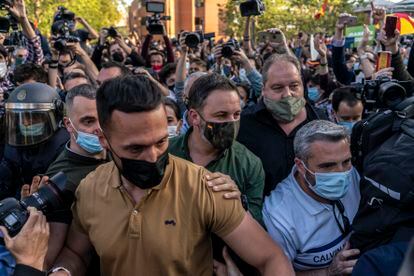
[[393, 104, 414, 132], [401, 119, 414, 139], [396, 103, 414, 119]]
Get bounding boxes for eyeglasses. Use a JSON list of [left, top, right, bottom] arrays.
[[332, 200, 351, 235]]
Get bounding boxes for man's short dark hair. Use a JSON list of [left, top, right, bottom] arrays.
[[65, 84, 96, 111], [62, 71, 91, 85], [96, 75, 163, 130], [262, 53, 301, 85], [164, 97, 181, 120], [149, 50, 165, 59], [190, 58, 207, 70], [158, 63, 176, 85], [13, 63, 48, 84], [101, 61, 130, 75], [187, 73, 238, 110], [332, 87, 362, 112]]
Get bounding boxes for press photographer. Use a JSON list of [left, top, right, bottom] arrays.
[[91, 25, 145, 70], [0, 171, 69, 275], [346, 15, 414, 275], [0, 0, 45, 119], [0, 207, 49, 276], [141, 2, 174, 70]]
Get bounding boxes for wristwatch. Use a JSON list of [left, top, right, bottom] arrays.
[[49, 267, 71, 275]]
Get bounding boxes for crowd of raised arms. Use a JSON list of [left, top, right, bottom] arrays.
[[0, 0, 413, 275]]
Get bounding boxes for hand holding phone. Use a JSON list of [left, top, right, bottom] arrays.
[[258, 31, 284, 44], [385, 16, 398, 38], [338, 15, 357, 26]]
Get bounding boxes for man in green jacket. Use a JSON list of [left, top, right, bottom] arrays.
[[168, 73, 265, 223]]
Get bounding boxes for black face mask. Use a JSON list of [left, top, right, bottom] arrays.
[[168, 85, 175, 91], [112, 52, 125, 63], [110, 143, 169, 189], [199, 114, 240, 151]]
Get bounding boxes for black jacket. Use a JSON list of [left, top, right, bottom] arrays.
[[332, 44, 355, 85], [237, 100, 327, 196], [0, 127, 69, 199], [13, 264, 45, 276]]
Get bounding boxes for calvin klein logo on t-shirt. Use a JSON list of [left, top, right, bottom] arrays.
[[165, 219, 176, 226]]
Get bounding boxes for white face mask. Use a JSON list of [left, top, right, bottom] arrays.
[[168, 125, 178, 138], [0, 62, 8, 78]]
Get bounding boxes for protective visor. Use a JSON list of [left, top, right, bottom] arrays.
[[5, 103, 58, 146]]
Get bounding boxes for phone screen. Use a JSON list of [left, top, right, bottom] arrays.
[[385, 16, 398, 38]]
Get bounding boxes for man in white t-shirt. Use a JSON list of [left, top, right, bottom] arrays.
[[263, 120, 361, 275]]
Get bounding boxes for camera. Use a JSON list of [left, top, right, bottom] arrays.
[[0, 0, 12, 10], [145, 1, 171, 35], [106, 26, 118, 38], [184, 31, 204, 49], [0, 1, 22, 45], [0, 172, 69, 237], [54, 6, 75, 23], [351, 77, 413, 111], [239, 0, 265, 17], [221, 39, 240, 59], [52, 20, 80, 52], [51, 7, 80, 52]]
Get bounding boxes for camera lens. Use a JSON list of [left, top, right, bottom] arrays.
[[21, 172, 68, 214], [54, 39, 66, 52], [379, 82, 407, 109], [185, 33, 200, 49], [222, 44, 234, 58]]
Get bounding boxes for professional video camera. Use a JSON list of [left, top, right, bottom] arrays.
[[183, 31, 204, 49], [221, 39, 240, 59], [239, 0, 265, 17], [145, 1, 171, 35], [0, 172, 70, 237], [350, 77, 413, 112], [51, 7, 80, 51], [0, 1, 22, 47], [53, 6, 75, 24], [0, 17, 21, 48]]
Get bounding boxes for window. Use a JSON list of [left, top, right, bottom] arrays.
[[195, 0, 204, 8]]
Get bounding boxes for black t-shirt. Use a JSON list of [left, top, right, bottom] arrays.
[[45, 144, 108, 224]]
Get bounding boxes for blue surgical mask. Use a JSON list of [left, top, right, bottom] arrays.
[[338, 121, 356, 134], [70, 119, 103, 154], [14, 57, 25, 66], [167, 125, 178, 138], [307, 87, 320, 102], [19, 122, 45, 137], [302, 162, 352, 201], [353, 62, 360, 71], [403, 58, 409, 66], [222, 65, 232, 77], [240, 99, 246, 109], [239, 68, 248, 82]]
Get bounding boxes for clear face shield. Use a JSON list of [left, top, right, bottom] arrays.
[[5, 103, 58, 147]]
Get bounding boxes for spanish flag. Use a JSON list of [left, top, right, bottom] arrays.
[[388, 13, 414, 35], [315, 0, 328, 20]]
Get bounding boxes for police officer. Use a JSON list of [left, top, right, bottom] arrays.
[[0, 82, 69, 199]]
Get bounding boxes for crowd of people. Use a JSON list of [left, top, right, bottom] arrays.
[[0, 0, 413, 275]]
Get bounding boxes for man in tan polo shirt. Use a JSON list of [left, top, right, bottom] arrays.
[[50, 75, 293, 276]]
